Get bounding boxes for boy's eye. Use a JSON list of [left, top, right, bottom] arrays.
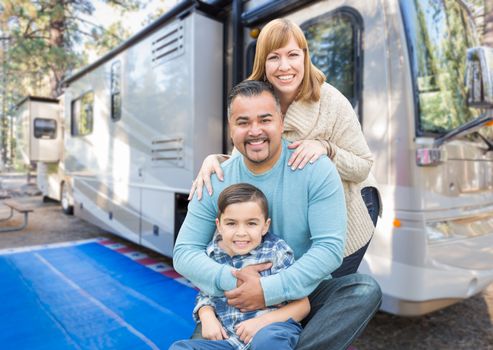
[[248, 222, 258, 226], [226, 222, 235, 226]]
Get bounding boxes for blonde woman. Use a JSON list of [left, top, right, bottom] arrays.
[[190, 18, 380, 277]]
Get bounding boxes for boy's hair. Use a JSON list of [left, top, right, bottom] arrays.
[[217, 183, 269, 220]]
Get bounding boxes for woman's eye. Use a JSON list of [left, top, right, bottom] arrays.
[[267, 55, 278, 61]]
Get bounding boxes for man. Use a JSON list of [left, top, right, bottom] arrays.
[[173, 80, 381, 349]]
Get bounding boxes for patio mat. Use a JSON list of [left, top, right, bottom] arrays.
[[0, 239, 197, 349]]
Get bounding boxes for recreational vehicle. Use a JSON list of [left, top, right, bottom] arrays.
[[16, 0, 493, 316]]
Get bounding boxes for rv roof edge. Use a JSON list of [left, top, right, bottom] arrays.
[[241, 0, 313, 26], [63, 0, 227, 86], [15, 96, 59, 109]]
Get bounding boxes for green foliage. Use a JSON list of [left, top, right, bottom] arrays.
[[0, 0, 152, 165]]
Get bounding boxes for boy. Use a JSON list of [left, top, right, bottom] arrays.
[[170, 183, 310, 350]]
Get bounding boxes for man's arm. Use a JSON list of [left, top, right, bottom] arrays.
[[261, 159, 347, 305], [173, 188, 237, 296], [226, 159, 346, 308]]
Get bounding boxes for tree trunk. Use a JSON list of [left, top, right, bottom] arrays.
[[49, 0, 66, 97], [484, 0, 493, 47]]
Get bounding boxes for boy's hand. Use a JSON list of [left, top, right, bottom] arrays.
[[199, 306, 229, 340], [235, 317, 268, 344], [202, 317, 229, 340]]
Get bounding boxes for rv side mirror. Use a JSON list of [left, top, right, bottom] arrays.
[[466, 47, 493, 108]]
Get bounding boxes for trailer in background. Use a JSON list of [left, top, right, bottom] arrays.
[[16, 0, 493, 316]]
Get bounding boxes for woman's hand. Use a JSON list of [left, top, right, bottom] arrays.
[[287, 140, 327, 170], [188, 154, 228, 200]]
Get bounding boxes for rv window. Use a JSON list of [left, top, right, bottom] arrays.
[[34, 118, 57, 139], [302, 8, 363, 118], [111, 60, 122, 121], [401, 0, 484, 137], [71, 92, 94, 136]]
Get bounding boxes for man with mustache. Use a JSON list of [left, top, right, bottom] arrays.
[[173, 80, 381, 350]]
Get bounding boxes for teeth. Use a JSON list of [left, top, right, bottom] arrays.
[[248, 140, 264, 145], [279, 75, 293, 81]]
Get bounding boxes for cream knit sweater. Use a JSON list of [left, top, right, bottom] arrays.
[[283, 82, 376, 256]]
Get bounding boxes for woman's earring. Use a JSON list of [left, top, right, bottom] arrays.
[[263, 74, 267, 81]]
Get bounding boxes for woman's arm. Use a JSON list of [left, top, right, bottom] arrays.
[[188, 154, 230, 200], [285, 84, 373, 183], [235, 297, 310, 344]]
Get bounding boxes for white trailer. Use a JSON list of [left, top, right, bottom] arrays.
[[18, 0, 493, 316]]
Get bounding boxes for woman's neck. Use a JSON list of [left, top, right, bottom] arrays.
[[279, 93, 296, 115]]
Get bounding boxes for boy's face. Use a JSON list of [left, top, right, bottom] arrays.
[[216, 201, 271, 257]]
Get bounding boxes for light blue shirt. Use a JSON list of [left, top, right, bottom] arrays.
[[173, 139, 347, 306]]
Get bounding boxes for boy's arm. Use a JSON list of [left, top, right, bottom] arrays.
[[235, 297, 310, 344], [198, 306, 229, 340]]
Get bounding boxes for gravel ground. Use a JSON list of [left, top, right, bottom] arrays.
[[1, 173, 492, 349]]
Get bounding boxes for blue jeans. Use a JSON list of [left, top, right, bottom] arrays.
[[332, 186, 380, 278], [296, 273, 381, 350], [190, 274, 381, 350], [173, 318, 302, 349]]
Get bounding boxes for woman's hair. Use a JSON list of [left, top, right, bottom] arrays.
[[247, 18, 326, 102], [217, 183, 269, 220]]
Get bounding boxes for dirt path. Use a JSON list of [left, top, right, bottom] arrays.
[[1, 174, 492, 349]]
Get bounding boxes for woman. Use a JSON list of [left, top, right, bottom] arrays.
[[190, 18, 380, 276]]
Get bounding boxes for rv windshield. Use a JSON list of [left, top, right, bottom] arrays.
[[401, 0, 482, 136]]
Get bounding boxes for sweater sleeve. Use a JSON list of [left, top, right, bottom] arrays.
[[173, 187, 237, 296], [323, 86, 373, 183], [260, 158, 347, 305]]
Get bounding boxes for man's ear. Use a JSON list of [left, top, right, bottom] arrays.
[[262, 218, 271, 236]]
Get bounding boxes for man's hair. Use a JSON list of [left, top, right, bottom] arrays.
[[217, 183, 269, 220], [227, 80, 280, 119]]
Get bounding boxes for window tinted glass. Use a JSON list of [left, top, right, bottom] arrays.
[[34, 118, 57, 139], [71, 92, 94, 136], [111, 60, 122, 121], [401, 0, 481, 135], [302, 11, 362, 109]]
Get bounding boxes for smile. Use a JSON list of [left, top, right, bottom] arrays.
[[234, 240, 250, 248], [277, 75, 294, 81]]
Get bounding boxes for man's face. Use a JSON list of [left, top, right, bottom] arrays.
[[229, 91, 284, 174]]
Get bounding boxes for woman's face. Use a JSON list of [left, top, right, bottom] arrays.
[[264, 35, 305, 101]]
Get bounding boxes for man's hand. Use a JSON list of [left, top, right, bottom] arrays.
[[225, 262, 271, 311]]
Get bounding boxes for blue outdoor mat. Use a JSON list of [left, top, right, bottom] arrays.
[[0, 241, 197, 349]]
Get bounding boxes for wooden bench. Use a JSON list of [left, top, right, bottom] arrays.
[[0, 199, 34, 232]]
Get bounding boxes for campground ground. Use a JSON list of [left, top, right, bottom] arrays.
[[0, 173, 492, 350]]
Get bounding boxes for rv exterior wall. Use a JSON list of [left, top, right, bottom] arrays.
[[62, 11, 223, 256]]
